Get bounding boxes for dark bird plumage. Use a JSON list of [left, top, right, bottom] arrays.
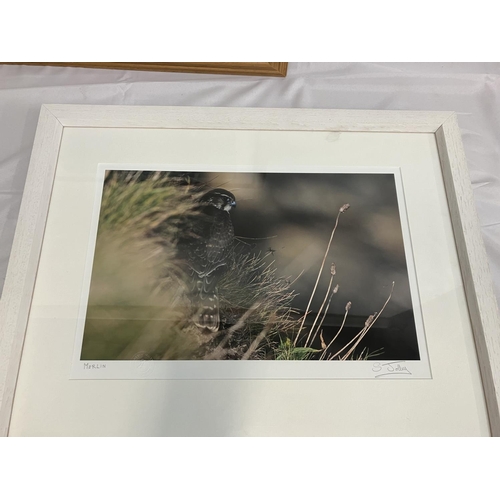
[[178, 188, 236, 332]]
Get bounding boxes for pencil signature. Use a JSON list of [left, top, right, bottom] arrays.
[[372, 361, 412, 378]]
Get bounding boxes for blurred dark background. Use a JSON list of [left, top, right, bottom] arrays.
[[186, 171, 420, 360]]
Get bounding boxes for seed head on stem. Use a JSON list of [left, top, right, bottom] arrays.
[[294, 204, 350, 346]]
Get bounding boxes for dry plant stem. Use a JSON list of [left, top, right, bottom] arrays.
[[330, 324, 367, 360], [309, 329, 320, 349], [241, 321, 273, 360], [307, 289, 336, 349], [333, 281, 394, 361], [304, 274, 334, 348], [319, 306, 351, 360], [294, 208, 346, 346], [288, 269, 305, 287], [340, 321, 374, 360], [204, 304, 259, 360], [342, 282, 394, 360]]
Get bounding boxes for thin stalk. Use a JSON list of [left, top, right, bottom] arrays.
[[340, 318, 374, 360], [242, 320, 273, 360], [306, 284, 338, 349], [294, 204, 349, 346], [330, 323, 367, 360], [320, 301, 351, 360], [288, 269, 305, 287], [304, 274, 333, 348], [341, 282, 395, 360], [309, 330, 319, 350]]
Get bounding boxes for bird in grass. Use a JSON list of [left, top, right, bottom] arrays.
[[179, 188, 236, 332]]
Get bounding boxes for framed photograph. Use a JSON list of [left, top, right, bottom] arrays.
[[1, 105, 499, 436], [71, 164, 430, 381]]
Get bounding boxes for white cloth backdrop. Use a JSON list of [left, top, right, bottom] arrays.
[[0, 62, 499, 309]]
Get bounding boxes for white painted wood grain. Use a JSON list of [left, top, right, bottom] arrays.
[[436, 115, 500, 436], [47, 104, 453, 133], [0, 106, 63, 436]]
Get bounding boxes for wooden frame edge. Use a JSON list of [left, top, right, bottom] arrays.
[[0, 105, 498, 436], [0, 106, 63, 436], [2, 62, 289, 77], [46, 104, 454, 132], [436, 115, 500, 436]]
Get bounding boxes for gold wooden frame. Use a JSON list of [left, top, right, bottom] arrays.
[[2, 62, 288, 77]]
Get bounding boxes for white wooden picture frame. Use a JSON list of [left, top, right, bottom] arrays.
[[0, 105, 499, 436]]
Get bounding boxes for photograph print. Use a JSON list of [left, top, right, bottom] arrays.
[[74, 167, 430, 378]]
